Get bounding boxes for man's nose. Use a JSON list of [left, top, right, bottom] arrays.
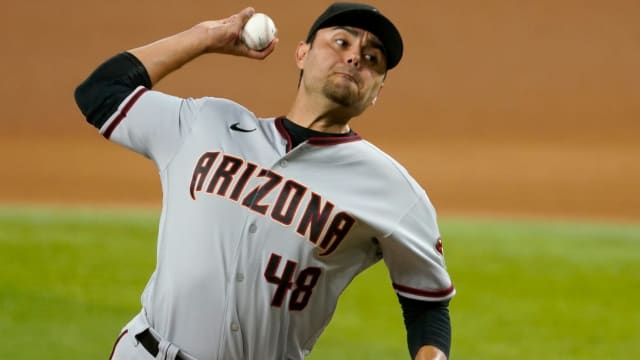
[[346, 54, 360, 68]]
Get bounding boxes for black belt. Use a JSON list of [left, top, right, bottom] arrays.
[[136, 329, 187, 360]]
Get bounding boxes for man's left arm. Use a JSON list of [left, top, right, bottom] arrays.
[[378, 192, 455, 359]]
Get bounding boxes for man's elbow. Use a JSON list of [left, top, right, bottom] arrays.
[[73, 80, 92, 118]]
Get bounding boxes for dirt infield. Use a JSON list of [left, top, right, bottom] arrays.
[[1, 1, 638, 223]]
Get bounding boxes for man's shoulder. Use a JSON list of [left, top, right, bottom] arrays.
[[355, 140, 426, 194], [190, 96, 257, 117], [357, 140, 408, 172]]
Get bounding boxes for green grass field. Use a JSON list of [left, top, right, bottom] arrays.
[[1, 206, 638, 359]]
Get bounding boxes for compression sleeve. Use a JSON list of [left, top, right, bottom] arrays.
[[74, 52, 152, 128], [398, 295, 451, 359]]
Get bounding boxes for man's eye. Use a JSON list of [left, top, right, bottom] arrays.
[[364, 54, 378, 64], [335, 39, 348, 47]]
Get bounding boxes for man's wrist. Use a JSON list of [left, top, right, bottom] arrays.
[[414, 345, 447, 360]]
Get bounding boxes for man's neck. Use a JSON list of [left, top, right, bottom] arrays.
[[286, 93, 354, 134]]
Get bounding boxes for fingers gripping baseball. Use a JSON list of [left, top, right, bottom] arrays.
[[197, 7, 278, 59]]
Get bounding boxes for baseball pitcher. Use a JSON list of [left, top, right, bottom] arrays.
[[74, 3, 455, 360]]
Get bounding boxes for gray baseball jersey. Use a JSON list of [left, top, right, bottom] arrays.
[[102, 86, 455, 360]]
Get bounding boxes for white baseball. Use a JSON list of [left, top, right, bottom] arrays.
[[241, 13, 277, 51]]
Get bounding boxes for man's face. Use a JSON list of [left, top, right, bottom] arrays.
[[297, 26, 387, 115]]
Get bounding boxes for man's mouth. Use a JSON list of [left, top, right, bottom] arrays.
[[334, 72, 359, 85]]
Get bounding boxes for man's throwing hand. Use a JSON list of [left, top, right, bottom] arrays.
[[195, 7, 278, 59]]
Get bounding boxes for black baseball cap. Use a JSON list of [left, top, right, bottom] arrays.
[[306, 2, 404, 70]]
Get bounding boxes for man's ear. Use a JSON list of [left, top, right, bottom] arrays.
[[295, 41, 310, 70], [372, 82, 384, 105]]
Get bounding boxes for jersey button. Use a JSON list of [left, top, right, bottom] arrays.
[[231, 322, 240, 332], [248, 224, 258, 234], [279, 160, 289, 168], [236, 273, 245, 282]]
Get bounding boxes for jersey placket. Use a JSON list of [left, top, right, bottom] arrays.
[[218, 138, 295, 359]]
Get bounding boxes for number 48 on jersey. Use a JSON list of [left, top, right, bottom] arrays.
[[264, 253, 322, 311]]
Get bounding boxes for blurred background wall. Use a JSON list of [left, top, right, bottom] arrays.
[[1, 0, 638, 222]]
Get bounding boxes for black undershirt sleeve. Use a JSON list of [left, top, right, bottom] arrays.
[[398, 295, 451, 359], [74, 52, 152, 129]]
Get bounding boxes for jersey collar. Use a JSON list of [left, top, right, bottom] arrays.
[[275, 117, 362, 151]]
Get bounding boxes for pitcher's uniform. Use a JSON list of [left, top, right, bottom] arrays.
[[102, 86, 454, 360]]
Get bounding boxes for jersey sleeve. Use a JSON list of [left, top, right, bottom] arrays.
[[379, 194, 455, 302], [99, 86, 201, 171]]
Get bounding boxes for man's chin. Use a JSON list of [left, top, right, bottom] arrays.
[[323, 85, 359, 108]]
